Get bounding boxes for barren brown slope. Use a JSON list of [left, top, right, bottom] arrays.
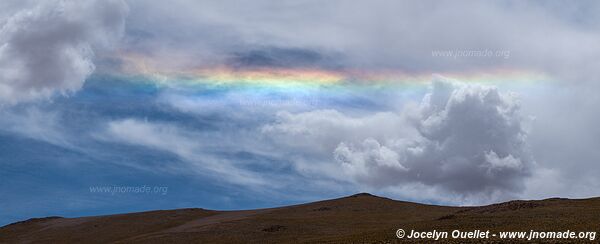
[[1, 193, 599, 243]]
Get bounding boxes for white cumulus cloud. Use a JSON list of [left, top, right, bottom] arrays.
[[264, 78, 533, 203]]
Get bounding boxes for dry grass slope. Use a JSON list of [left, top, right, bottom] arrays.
[[1, 193, 599, 243]]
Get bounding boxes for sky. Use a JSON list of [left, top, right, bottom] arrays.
[[2, 0, 600, 226]]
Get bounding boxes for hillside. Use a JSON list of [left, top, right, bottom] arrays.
[[1, 193, 599, 243]]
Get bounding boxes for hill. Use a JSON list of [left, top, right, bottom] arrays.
[[1, 193, 599, 243]]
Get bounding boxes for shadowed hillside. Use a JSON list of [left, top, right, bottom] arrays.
[[1, 193, 599, 243]]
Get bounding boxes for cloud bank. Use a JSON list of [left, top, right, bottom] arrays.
[[122, 0, 600, 83]]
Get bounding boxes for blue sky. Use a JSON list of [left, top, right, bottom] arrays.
[[2, 0, 600, 226]]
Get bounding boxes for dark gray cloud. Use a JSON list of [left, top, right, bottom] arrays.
[[0, 0, 127, 104], [228, 46, 343, 69], [357, 79, 530, 194]]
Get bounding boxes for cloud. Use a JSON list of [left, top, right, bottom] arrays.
[[0, 0, 127, 104], [0, 106, 69, 147], [334, 139, 408, 185], [519, 85, 600, 200], [262, 109, 411, 155], [227, 46, 343, 69], [102, 118, 268, 187], [264, 78, 533, 203]]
